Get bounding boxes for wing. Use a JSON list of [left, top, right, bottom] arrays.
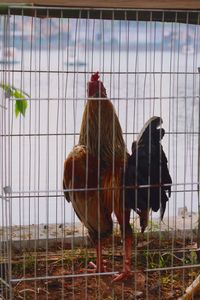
[[63, 145, 98, 198], [63, 145, 113, 243]]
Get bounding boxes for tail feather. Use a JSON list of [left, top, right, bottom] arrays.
[[125, 116, 172, 229]]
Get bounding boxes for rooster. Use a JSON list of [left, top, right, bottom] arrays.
[[63, 73, 172, 282], [125, 116, 172, 232], [63, 72, 132, 281]]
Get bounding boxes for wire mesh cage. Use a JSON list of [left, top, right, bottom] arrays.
[[0, 4, 200, 300]]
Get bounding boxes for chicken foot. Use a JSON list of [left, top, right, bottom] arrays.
[[87, 243, 107, 273]]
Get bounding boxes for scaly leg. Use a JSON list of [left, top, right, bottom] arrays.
[[88, 241, 107, 272], [137, 208, 150, 233], [112, 235, 132, 282], [112, 209, 132, 282]]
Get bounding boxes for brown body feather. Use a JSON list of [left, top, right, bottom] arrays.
[[78, 97, 131, 240], [63, 145, 113, 242], [63, 97, 131, 242], [79, 99, 126, 169], [63, 145, 98, 195], [63, 145, 132, 242]]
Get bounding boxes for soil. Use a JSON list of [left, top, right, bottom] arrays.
[[2, 233, 200, 300]]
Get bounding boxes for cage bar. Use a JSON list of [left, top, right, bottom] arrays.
[[0, 2, 200, 300]]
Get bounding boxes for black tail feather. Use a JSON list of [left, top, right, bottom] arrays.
[[125, 116, 172, 222]]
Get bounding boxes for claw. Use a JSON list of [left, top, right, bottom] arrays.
[[112, 271, 132, 282], [87, 260, 107, 273], [88, 261, 97, 269], [112, 254, 132, 283]]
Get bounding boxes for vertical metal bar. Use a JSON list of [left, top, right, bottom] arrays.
[[55, 10, 61, 242], [37, 13, 42, 257], [62, 16, 69, 299], [46, 9, 51, 300], [1, 15, 6, 299], [10, 13, 15, 299], [0, 16, 3, 298], [60, 10, 65, 300], [84, 11, 89, 300], [145, 13, 150, 300], [32, 10, 38, 300], [97, 11, 101, 300], [123, 10, 129, 300], [143, 18, 148, 122], [111, 10, 115, 296], [4, 11, 13, 300], [21, 9, 27, 299], [158, 11, 165, 300], [190, 13, 198, 245], [182, 12, 190, 285], [133, 15, 139, 281], [169, 12, 176, 297], [168, 13, 173, 233], [114, 15, 122, 300], [28, 15, 33, 248], [176, 14, 181, 231], [197, 66, 200, 262]]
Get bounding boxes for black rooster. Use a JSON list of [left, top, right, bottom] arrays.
[[125, 116, 172, 232]]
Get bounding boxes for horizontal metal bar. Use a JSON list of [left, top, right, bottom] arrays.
[[0, 188, 197, 200], [10, 264, 200, 283], [6, 96, 200, 102], [146, 263, 200, 272], [9, 181, 200, 193], [1, 70, 200, 75], [0, 131, 198, 138], [7, 6, 200, 13], [1, 5, 199, 24], [1, 181, 198, 195], [10, 271, 119, 283], [0, 132, 80, 137]]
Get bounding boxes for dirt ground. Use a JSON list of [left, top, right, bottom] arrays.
[[2, 233, 200, 300]]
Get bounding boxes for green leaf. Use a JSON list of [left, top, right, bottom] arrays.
[[0, 83, 29, 117], [15, 99, 28, 117]]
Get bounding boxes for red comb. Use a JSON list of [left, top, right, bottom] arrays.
[[91, 72, 99, 82]]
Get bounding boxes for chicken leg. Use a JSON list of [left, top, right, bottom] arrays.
[[112, 209, 132, 282], [88, 242, 107, 272]]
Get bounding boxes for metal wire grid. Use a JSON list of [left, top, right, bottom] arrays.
[[0, 6, 199, 300]]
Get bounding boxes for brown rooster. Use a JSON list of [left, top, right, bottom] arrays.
[[63, 73, 172, 282], [63, 72, 132, 281]]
